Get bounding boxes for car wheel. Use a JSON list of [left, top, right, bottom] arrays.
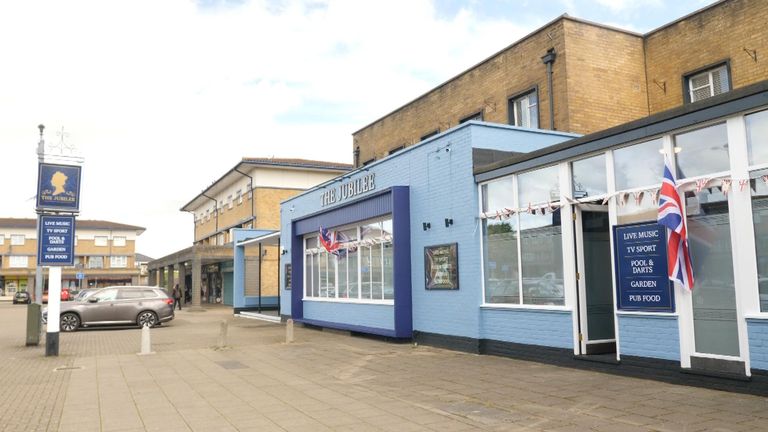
[[137, 311, 158, 328], [60, 313, 80, 332]]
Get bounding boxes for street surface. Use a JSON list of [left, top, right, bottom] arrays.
[[1, 302, 767, 431]]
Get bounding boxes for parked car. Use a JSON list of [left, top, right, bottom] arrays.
[[72, 288, 98, 302], [42, 286, 174, 332], [42, 288, 72, 303], [13, 291, 31, 304]]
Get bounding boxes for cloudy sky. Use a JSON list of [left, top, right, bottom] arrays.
[[0, 0, 716, 259]]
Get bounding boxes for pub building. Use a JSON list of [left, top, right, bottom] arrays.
[[278, 81, 768, 391]]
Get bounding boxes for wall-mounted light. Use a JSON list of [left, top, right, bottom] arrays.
[[444, 218, 453, 228], [422, 222, 431, 231], [280, 247, 288, 255]]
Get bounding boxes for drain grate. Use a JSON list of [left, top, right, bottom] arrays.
[[54, 366, 83, 372], [215, 360, 248, 370]]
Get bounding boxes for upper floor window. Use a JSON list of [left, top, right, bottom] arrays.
[[9, 256, 28, 268], [110, 256, 128, 268], [421, 130, 439, 141], [94, 236, 108, 247], [236, 190, 243, 204], [362, 158, 375, 166], [509, 89, 538, 129], [88, 256, 104, 269], [460, 111, 483, 124], [10, 234, 25, 245], [112, 236, 126, 247], [0, 234, 4, 245], [388, 145, 404, 155], [686, 63, 730, 103], [227, 195, 233, 209]]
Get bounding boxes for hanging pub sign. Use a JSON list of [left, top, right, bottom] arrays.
[[37, 215, 76, 266], [36, 163, 82, 212], [425, 243, 459, 290], [613, 222, 674, 312]]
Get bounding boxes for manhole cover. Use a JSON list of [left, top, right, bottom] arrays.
[[54, 366, 83, 372], [215, 360, 248, 370]]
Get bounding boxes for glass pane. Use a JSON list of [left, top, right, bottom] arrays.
[[686, 188, 739, 357], [529, 91, 538, 129], [613, 139, 664, 190], [520, 211, 564, 305], [483, 217, 519, 304], [751, 170, 768, 312], [312, 253, 319, 297], [572, 154, 607, 198], [382, 220, 394, 300], [582, 211, 615, 341], [482, 177, 514, 212], [371, 243, 383, 300], [617, 193, 657, 225], [519, 165, 559, 206], [338, 228, 357, 299], [675, 123, 729, 178], [747, 109, 768, 166]]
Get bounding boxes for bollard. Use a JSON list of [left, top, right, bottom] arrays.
[[286, 319, 294, 344], [138, 324, 155, 355], [217, 320, 228, 349]]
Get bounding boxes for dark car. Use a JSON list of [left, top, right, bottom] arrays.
[[13, 291, 31, 304], [43, 286, 174, 332]]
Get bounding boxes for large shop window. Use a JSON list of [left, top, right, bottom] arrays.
[[614, 139, 665, 225], [748, 110, 768, 312], [304, 218, 393, 302], [482, 166, 564, 306]]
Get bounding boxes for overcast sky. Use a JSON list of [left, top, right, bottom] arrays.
[[1, 0, 716, 259]]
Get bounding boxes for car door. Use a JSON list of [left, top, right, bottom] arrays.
[[115, 289, 146, 323], [80, 288, 119, 324]]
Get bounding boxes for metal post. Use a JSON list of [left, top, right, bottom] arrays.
[[258, 243, 262, 313], [45, 266, 62, 356], [277, 238, 281, 317]]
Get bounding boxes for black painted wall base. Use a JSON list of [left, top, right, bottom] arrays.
[[412, 331, 768, 397], [45, 332, 59, 357]]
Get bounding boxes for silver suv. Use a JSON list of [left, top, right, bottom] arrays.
[[43, 286, 174, 332]]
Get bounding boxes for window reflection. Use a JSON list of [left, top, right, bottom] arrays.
[[519, 165, 559, 205], [520, 212, 564, 306], [675, 123, 729, 178], [747, 109, 768, 166], [572, 154, 607, 198], [613, 139, 664, 190], [750, 169, 768, 312]]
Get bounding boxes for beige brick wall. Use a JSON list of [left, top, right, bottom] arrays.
[[562, 20, 648, 135], [254, 188, 305, 230], [352, 20, 569, 165], [645, 0, 768, 113]]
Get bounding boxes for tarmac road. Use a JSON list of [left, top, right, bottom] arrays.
[[1, 302, 767, 431]]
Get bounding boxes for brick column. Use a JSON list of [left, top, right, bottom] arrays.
[[178, 262, 187, 302], [149, 269, 157, 286], [166, 264, 175, 294], [189, 253, 205, 311]]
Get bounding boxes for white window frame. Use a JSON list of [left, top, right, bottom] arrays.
[[88, 256, 104, 269], [687, 64, 729, 103], [9, 256, 29, 268], [510, 89, 538, 129], [112, 236, 126, 247], [0, 234, 4, 245], [236, 190, 243, 205], [10, 234, 25, 246], [94, 236, 108, 247], [302, 217, 394, 304], [110, 255, 128, 268], [228, 195, 234, 209]]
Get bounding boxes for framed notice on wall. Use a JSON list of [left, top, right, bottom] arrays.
[[284, 264, 292, 290], [424, 243, 459, 290]]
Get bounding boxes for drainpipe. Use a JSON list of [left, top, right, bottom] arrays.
[[354, 146, 360, 168], [541, 48, 557, 130], [234, 167, 255, 228]]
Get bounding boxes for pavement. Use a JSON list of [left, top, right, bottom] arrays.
[[1, 303, 768, 432]]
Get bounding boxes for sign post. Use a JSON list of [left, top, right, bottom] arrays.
[[613, 222, 674, 312], [32, 125, 83, 357]]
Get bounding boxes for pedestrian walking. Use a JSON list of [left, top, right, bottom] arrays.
[[172, 283, 182, 310]]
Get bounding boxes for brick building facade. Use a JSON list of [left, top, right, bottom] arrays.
[[352, 0, 768, 167]]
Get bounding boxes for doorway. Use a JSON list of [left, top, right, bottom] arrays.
[[575, 206, 616, 355]]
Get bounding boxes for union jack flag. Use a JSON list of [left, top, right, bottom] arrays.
[[657, 157, 694, 291], [319, 227, 353, 258]]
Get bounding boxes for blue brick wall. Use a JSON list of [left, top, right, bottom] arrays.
[[303, 301, 394, 330], [747, 319, 768, 371], [480, 308, 573, 348], [280, 122, 574, 341], [618, 314, 680, 361]]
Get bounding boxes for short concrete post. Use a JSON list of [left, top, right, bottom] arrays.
[[139, 324, 154, 355], [217, 320, 228, 348], [286, 319, 294, 344]]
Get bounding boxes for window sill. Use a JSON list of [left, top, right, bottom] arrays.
[[616, 311, 678, 318], [744, 314, 768, 320], [481, 303, 571, 313], [303, 297, 394, 306]]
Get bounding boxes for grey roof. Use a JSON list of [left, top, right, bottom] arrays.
[[134, 253, 154, 262], [0, 218, 145, 234]]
